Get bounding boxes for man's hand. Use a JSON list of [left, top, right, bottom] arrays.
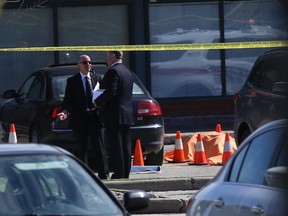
[[57, 111, 68, 121]]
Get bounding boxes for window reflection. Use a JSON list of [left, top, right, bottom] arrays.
[[149, 3, 220, 98], [149, 1, 288, 98], [57, 5, 129, 64], [0, 9, 53, 97]]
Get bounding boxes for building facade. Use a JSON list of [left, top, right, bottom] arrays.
[[1, 0, 288, 132]]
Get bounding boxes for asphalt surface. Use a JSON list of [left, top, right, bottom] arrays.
[[103, 131, 226, 214]]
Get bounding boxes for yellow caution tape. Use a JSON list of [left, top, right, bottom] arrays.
[[0, 41, 287, 52]]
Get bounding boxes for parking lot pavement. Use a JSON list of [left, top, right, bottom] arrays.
[[102, 131, 225, 214]]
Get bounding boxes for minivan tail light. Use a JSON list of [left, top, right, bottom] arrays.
[[51, 106, 62, 119], [137, 101, 162, 116]]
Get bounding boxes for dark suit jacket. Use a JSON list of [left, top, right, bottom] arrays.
[[62, 72, 102, 129], [95, 63, 134, 127]]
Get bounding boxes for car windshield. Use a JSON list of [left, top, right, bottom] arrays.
[[0, 154, 122, 215]]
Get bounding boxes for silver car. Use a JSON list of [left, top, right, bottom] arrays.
[[0, 143, 149, 215], [186, 119, 288, 216]]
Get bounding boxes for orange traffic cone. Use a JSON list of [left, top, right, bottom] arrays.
[[193, 134, 208, 165], [222, 133, 234, 165], [8, 124, 17, 144], [172, 131, 186, 163], [133, 139, 144, 166], [216, 123, 222, 133]]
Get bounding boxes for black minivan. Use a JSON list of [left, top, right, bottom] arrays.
[[234, 48, 288, 145]]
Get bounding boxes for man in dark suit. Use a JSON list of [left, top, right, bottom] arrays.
[[57, 55, 109, 180], [94, 51, 134, 179]]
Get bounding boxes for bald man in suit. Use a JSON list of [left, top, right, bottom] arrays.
[[57, 55, 109, 180]]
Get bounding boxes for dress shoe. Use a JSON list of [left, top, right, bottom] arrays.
[[111, 173, 128, 179]]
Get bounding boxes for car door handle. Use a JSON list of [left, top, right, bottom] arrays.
[[212, 199, 224, 208], [251, 205, 264, 215]]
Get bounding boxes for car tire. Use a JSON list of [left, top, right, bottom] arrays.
[[30, 127, 40, 143], [238, 128, 251, 146], [145, 146, 164, 166]]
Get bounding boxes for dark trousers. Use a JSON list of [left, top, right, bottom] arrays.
[[73, 111, 108, 176], [105, 124, 131, 179]]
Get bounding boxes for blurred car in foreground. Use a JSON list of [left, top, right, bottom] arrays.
[[0, 143, 149, 215], [0, 63, 164, 166], [186, 119, 288, 216], [234, 48, 288, 145]]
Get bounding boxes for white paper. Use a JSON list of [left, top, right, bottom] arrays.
[[93, 82, 100, 91], [93, 89, 104, 100]]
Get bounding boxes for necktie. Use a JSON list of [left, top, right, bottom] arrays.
[[85, 76, 93, 109]]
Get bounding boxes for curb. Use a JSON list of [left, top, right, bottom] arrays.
[[111, 188, 191, 214], [131, 197, 188, 214], [104, 177, 213, 214], [104, 177, 212, 191]]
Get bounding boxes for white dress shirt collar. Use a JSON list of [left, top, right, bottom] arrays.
[[111, 61, 121, 68], [80, 71, 91, 80]]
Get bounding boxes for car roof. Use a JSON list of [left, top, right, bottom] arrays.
[[32, 63, 150, 97], [263, 48, 288, 56], [0, 143, 71, 156], [35, 63, 107, 77]]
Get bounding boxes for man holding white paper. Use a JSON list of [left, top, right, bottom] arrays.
[[92, 82, 104, 100], [94, 51, 134, 179]]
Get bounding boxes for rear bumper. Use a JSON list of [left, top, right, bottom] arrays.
[[130, 124, 164, 155], [48, 126, 165, 156], [1, 121, 164, 156]]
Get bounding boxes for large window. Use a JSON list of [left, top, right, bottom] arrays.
[[224, 0, 288, 95], [57, 5, 130, 64], [149, 2, 220, 98], [0, 8, 54, 96], [149, 1, 288, 98], [0, 4, 130, 104]]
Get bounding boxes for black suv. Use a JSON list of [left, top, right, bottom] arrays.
[[234, 48, 288, 145], [0, 63, 165, 166]]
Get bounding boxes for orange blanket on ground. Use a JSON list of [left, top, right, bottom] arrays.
[[164, 132, 237, 164]]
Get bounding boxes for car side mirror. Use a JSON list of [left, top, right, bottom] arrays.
[[272, 82, 288, 96], [265, 166, 288, 188], [3, 89, 17, 99], [123, 190, 150, 212]]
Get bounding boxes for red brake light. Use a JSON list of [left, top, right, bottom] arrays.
[[137, 101, 162, 116], [52, 106, 62, 119]]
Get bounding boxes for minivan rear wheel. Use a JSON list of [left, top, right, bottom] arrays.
[[238, 128, 251, 146]]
